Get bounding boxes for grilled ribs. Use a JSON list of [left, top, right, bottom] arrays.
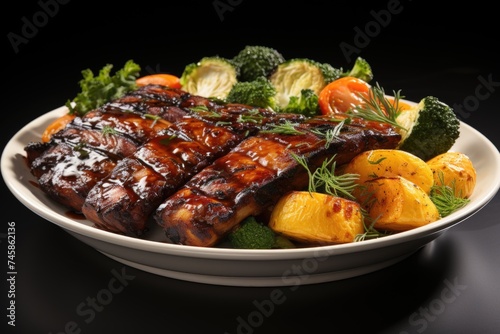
[[25, 84, 306, 236], [24, 85, 187, 212], [154, 117, 402, 247], [25, 84, 402, 247], [81, 93, 306, 236]]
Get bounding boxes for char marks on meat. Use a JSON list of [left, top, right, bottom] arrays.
[[24, 85, 186, 212], [24, 84, 401, 246], [81, 92, 306, 236], [154, 117, 402, 247]]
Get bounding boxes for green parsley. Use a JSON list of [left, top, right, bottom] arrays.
[[66, 60, 141, 116]]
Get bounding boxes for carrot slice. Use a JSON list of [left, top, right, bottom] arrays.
[[42, 113, 76, 142], [136, 74, 182, 88], [318, 76, 371, 115]]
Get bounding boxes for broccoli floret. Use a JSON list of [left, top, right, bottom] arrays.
[[269, 58, 342, 111], [343, 57, 373, 82], [225, 76, 277, 109], [228, 216, 295, 249], [232, 45, 286, 82], [180, 56, 238, 99], [281, 88, 320, 117], [396, 96, 460, 161]]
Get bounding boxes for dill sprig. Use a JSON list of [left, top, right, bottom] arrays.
[[292, 152, 391, 242], [430, 171, 470, 217], [292, 153, 359, 200], [260, 121, 305, 135], [348, 82, 406, 130], [354, 213, 393, 242]]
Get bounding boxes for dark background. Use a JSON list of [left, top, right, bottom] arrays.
[[2, 1, 499, 333]]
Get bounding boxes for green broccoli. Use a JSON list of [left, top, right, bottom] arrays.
[[225, 76, 278, 109], [269, 58, 342, 112], [228, 216, 295, 249], [396, 96, 460, 161], [343, 56, 373, 82], [180, 56, 239, 100], [280, 88, 320, 117], [232, 45, 286, 82]]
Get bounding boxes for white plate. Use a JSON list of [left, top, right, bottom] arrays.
[[2, 105, 500, 287]]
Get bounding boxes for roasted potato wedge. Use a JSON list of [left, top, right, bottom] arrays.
[[355, 176, 440, 232], [269, 191, 364, 245], [342, 149, 434, 194], [426, 151, 476, 198]]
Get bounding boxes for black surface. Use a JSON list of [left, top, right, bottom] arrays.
[[2, 1, 499, 333]]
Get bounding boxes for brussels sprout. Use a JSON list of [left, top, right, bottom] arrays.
[[180, 56, 239, 99], [269, 58, 342, 110]]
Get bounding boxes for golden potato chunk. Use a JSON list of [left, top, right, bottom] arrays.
[[269, 191, 364, 245], [426, 151, 477, 198], [342, 149, 434, 194], [356, 176, 440, 232]]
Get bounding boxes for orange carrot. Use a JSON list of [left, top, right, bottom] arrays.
[[318, 76, 371, 115], [41, 113, 76, 142], [136, 74, 181, 88]]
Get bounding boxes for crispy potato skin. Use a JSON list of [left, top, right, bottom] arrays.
[[342, 149, 434, 194], [269, 191, 364, 245], [426, 152, 477, 199], [355, 176, 440, 232]]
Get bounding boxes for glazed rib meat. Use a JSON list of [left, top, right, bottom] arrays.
[[81, 117, 245, 236], [81, 97, 306, 236], [154, 117, 402, 247], [25, 84, 401, 247], [24, 85, 189, 212], [25, 109, 172, 212]]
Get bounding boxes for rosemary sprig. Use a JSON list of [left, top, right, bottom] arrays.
[[260, 121, 305, 136], [430, 171, 470, 217], [189, 105, 222, 118], [237, 109, 265, 124], [348, 82, 406, 130], [309, 119, 346, 149]]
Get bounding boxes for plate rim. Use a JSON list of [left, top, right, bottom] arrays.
[[2, 105, 500, 262]]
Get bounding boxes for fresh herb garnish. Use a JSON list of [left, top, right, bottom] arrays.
[[348, 82, 405, 129], [237, 109, 264, 124], [73, 142, 89, 159], [354, 215, 392, 241], [430, 171, 470, 217], [66, 60, 141, 116], [159, 135, 178, 146], [189, 105, 222, 118], [309, 119, 345, 149], [101, 125, 118, 136], [260, 121, 305, 135], [292, 153, 359, 200]]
